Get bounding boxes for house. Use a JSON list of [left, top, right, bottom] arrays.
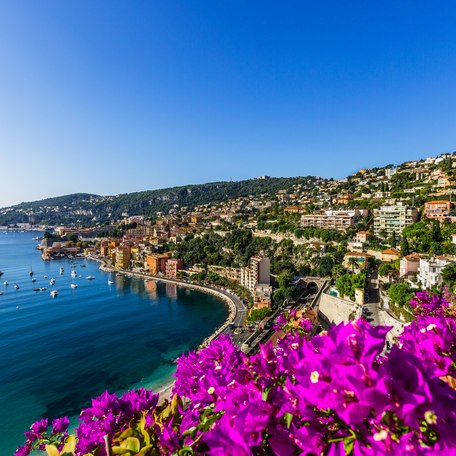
[[417, 257, 451, 289], [353, 231, 370, 243], [380, 248, 401, 263], [373, 204, 419, 238], [399, 254, 421, 278]]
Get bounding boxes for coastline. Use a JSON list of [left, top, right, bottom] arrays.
[[85, 254, 245, 403]]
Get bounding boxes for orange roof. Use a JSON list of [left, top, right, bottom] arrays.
[[404, 254, 421, 261], [356, 231, 370, 235], [382, 248, 400, 255], [425, 200, 450, 204]]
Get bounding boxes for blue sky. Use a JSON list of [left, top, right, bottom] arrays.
[[1, 1, 456, 207]]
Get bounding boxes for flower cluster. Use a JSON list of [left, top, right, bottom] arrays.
[[16, 291, 456, 455]]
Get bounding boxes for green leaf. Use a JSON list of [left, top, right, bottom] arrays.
[[121, 437, 141, 453], [116, 427, 135, 442], [61, 435, 76, 455], [343, 438, 354, 455], [111, 446, 132, 455], [284, 412, 293, 429], [137, 444, 153, 456], [45, 444, 60, 456]]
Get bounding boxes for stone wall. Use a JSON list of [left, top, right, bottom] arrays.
[[318, 292, 358, 325], [378, 309, 408, 343]]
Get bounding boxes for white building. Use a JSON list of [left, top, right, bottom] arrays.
[[240, 255, 270, 295], [417, 257, 451, 289], [373, 204, 419, 238]]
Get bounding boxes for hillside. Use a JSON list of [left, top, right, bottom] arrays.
[[0, 176, 318, 226]]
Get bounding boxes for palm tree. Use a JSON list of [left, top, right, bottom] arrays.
[[348, 257, 359, 272]]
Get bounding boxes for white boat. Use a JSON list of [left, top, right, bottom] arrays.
[[50, 278, 56, 285], [44, 275, 48, 279], [0, 291, 3, 295], [14, 284, 20, 289], [70, 283, 78, 289], [4, 281, 9, 286], [108, 280, 114, 285], [50, 290, 58, 297], [71, 270, 77, 278], [86, 276, 96, 280], [32, 278, 36, 282], [59, 267, 64, 275]]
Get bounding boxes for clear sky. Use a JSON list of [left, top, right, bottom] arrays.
[[1, 1, 456, 207]]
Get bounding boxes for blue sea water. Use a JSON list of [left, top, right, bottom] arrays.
[[0, 231, 228, 454]]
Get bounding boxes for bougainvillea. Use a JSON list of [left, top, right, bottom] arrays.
[[16, 291, 456, 455]]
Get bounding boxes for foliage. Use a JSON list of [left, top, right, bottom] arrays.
[[246, 307, 272, 323], [0, 177, 318, 225], [335, 273, 367, 300], [17, 292, 456, 456], [378, 263, 393, 277]]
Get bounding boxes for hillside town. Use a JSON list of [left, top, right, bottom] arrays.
[[5, 151, 456, 340]]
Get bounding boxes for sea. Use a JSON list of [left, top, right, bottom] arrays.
[[0, 231, 228, 454]]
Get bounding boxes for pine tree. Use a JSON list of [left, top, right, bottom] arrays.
[[400, 236, 410, 256]]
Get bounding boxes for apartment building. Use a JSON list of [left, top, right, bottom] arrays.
[[373, 204, 419, 238], [165, 258, 184, 278], [115, 246, 131, 269], [240, 255, 270, 295], [145, 252, 172, 275], [301, 209, 365, 231], [424, 200, 452, 219]]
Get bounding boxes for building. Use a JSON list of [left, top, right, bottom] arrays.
[[380, 248, 401, 263], [417, 257, 451, 289], [301, 210, 364, 231], [115, 246, 131, 269], [145, 252, 172, 275], [165, 258, 184, 278], [424, 200, 452, 219], [252, 283, 273, 309], [399, 254, 421, 278], [240, 255, 270, 295], [353, 231, 370, 243], [336, 193, 353, 205], [373, 204, 419, 238]]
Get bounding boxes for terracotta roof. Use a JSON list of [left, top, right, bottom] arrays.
[[382, 248, 400, 255], [345, 251, 371, 257], [404, 254, 421, 261], [356, 231, 370, 235]]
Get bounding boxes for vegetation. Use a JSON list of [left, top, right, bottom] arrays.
[[387, 281, 415, 322], [246, 307, 272, 323], [0, 177, 318, 225], [335, 273, 367, 300]]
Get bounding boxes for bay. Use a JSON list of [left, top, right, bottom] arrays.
[[0, 231, 228, 454]]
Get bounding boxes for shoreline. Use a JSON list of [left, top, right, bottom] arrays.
[[85, 255, 244, 403]]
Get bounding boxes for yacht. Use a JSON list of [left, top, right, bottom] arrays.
[[49, 278, 56, 286], [44, 275, 48, 279], [50, 290, 58, 298], [86, 276, 96, 280], [4, 281, 9, 286], [70, 283, 78, 289], [108, 280, 114, 285], [71, 270, 77, 278], [59, 267, 64, 275], [0, 291, 3, 295], [14, 284, 20, 289], [32, 277, 36, 282]]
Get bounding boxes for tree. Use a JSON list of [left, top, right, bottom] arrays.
[[431, 220, 443, 243], [442, 262, 456, 286], [348, 257, 359, 272], [378, 263, 392, 277], [388, 282, 414, 309], [389, 231, 397, 248], [400, 236, 410, 256]]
